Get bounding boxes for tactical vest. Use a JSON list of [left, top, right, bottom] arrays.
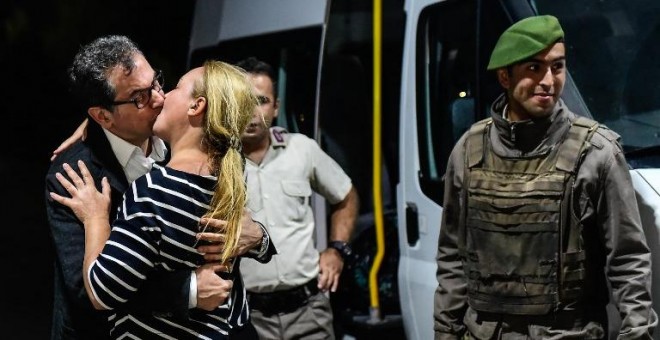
[[459, 116, 598, 315]]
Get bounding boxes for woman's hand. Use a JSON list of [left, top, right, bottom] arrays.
[[49, 160, 111, 226], [195, 263, 234, 311], [50, 160, 113, 310], [50, 119, 88, 161]]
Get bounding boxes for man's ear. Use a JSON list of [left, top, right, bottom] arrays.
[[273, 98, 280, 119], [87, 107, 113, 129], [189, 97, 207, 117], [497, 68, 510, 89]]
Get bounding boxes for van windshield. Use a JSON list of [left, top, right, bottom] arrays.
[[535, 0, 660, 168]]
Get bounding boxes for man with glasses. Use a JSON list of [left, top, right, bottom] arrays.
[[110, 69, 163, 109], [45, 35, 273, 339]]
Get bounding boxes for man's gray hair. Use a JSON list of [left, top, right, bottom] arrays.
[[68, 35, 143, 111]]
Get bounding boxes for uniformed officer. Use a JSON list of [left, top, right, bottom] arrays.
[[434, 15, 657, 339], [236, 57, 360, 340]]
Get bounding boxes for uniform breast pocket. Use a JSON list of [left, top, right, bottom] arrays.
[[281, 180, 312, 221]]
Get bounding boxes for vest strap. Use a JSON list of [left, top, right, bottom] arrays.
[[556, 117, 598, 172], [466, 118, 492, 168], [557, 117, 597, 302], [460, 118, 493, 260]]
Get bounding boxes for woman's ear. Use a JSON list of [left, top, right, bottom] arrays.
[[88, 107, 113, 129], [189, 97, 207, 117]]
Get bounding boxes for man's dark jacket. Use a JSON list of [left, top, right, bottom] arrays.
[[45, 121, 190, 340]]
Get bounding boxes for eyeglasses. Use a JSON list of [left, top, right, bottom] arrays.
[[111, 70, 164, 109], [256, 95, 271, 105]]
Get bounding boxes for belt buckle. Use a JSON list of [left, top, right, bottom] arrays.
[[251, 293, 277, 316], [251, 282, 316, 316]]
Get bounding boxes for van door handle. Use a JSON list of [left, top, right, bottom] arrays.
[[406, 202, 419, 246]]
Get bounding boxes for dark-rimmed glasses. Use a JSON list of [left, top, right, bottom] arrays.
[[111, 70, 164, 109]]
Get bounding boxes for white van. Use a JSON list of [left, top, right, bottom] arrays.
[[188, 0, 660, 339]]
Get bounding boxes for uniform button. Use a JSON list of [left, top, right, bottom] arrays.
[[264, 194, 269, 199]]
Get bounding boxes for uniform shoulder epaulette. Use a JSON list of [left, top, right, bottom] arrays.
[[594, 124, 620, 142], [270, 126, 290, 148], [588, 123, 621, 150]]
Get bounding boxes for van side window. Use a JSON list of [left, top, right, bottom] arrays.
[[415, 0, 508, 206], [189, 27, 322, 138], [536, 0, 660, 168]]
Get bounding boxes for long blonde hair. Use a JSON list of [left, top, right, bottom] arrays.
[[194, 60, 256, 263]]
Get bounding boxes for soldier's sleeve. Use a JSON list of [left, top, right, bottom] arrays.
[[597, 136, 657, 339], [435, 139, 469, 340]]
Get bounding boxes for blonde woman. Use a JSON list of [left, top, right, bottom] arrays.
[[50, 61, 263, 339]]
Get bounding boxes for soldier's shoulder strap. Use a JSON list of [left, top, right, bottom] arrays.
[[270, 126, 290, 148], [466, 118, 493, 168], [556, 116, 599, 173], [459, 118, 491, 256]]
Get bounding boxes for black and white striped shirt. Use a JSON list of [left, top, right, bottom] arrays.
[[88, 165, 249, 339]]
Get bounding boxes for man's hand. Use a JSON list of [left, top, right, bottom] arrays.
[[195, 263, 233, 311], [196, 208, 263, 260], [318, 248, 344, 293], [319, 186, 358, 293]]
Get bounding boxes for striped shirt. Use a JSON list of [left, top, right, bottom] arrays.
[[87, 164, 249, 339]]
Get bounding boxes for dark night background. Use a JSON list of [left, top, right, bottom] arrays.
[[0, 1, 196, 338]]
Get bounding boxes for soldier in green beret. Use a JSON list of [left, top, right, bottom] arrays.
[[435, 15, 657, 339]]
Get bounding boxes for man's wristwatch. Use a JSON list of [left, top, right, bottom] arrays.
[[328, 241, 352, 260], [255, 221, 269, 256]]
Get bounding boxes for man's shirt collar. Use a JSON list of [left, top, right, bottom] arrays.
[[103, 129, 167, 183]]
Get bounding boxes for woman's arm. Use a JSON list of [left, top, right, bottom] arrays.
[[50, 119, 88, 161]]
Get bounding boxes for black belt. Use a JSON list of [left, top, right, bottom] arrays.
[[247, 279, 319, 316]]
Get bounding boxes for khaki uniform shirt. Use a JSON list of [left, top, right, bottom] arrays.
[[240, 127, 352, 292]]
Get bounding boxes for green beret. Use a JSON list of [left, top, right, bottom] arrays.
[[487, 15, 564, 70]]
